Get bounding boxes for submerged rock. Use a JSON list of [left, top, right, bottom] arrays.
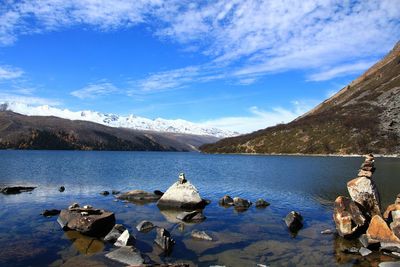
[[176, 210, 206, 223], [136, 220, 155, 232], [321, 229, 333, 235], [333, 196, 367, 237], [219, 195, 234, 206], [41, 209, 61, 217], [99, 191, 109, 196], [57, 206, 115, 237], [347, 176, 381, 217], [114, 230, 135, 247], [285, 211, 303, 233], [233, 197, 252, 209], [255, 198, 270, 208], [0, 186, 36, 194], [191, 230, 212, 241], [105, 246, 150, 266], [111, 190, 120, 195], [117, 190, 161, 204], [104, 224, 126, 243], [154, 227, 175, 252], [157, 173, 207, 210]]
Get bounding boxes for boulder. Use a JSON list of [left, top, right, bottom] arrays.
[[57, 206, 115, 237], [191, 230, 212, 241], [219, 195, 234, 206], [154, 227, 175, 252], [285, 211, 303, 233], [176, 210, 206, 223], [136, 220, 155, 232], [154, 190, 164, 196], [41, 209, 61, 217], [114, 230, 135, 247], [104, 224, 126, 243], [105, 246, 150, 266], [0, 186, 36, 194], [117, 190, 161, 204], [347, 176, 381, 217], [99, 191, 109, 196], [366, 215, 400, 244], [255, 198, 270, 208], [359, 247, 372, 256], [358, 170, 373, 178], [333, 196, 367, 237], [383, 204, 400, 220], [233, 197, 252, 209], [59, 186, 65, 192], [157, 173, 207, 210]]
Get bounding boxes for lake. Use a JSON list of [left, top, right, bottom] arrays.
[[0, 150, 399, 266]]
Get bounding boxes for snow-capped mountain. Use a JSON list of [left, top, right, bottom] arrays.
[[0, 102, 238, 138]]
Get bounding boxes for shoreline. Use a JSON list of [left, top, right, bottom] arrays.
[[201, 152, 400, 158]]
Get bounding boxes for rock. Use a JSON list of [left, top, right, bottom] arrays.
[[136, 220, 155, 232], [380, 242, 400, 253], [104, 224, 126, 243], [41, 209, 61, 217], [191, 230, 212, 241], [219, 195, 234, 206], [396, 194, 400, 205], [361, 161, 374, 168], [99, 191, 109, 196], [68, 203, 80, 210], [178, 172, 187, 184], [114, 230, 135, 247], [57, 206, 115, 237], [358, 170, 373, 178], [359, 247, 372, 256], [321, 229, 333, 235], [117, 190, 161, 204], [59, 186, 65, 192], [285, 211, 303, 233], [233, 197, 252, 209], [176, 210, 206, 223], [359, 234, 380, 249], [154, 227, 175, 252], [347, 176, 381, 217], [0, 186, 36, 194], [154, 190, 164, 196], [105, 246, 149, 266], [366, 215, 400, 244], [342, 247, 359, 254], [157, 174, 207, 210], [379, 262, 400, 267], [383, 204, 400, 220], [255, 198, 270, 208], [111, 190, 120, 195], [333, 196, 367, 237], [83, 205, 93, 209]]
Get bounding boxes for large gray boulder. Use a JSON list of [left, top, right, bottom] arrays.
[[104, 224, 126, 243], [333, 196, 367, 237], [347, 176, 381, 217], [157, 173, 207, 210]]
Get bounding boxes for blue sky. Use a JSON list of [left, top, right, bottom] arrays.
[[0, 0, 399, 133]]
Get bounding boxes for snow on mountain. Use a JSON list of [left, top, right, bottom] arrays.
[[0, 102, 238, 138]]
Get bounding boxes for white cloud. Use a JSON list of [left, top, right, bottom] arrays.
[[201, 100, 316, 133], [0, 65, 23, 80], [71, 82, 119, 99], [0, 92, 61, 106], [307, 61, 378, 81]]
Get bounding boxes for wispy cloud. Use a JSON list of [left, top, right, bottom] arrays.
[[0, 92, 61, 106], [71, 82, 119, 99], [0, 65, 24, 80], [201, 100, 317, 133], [307, 61, 378, 81]]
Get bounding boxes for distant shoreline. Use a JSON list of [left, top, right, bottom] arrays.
[[201, 152, 400, 158]]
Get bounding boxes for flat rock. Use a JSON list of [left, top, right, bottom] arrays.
[[114, 230, 135, 247], [0, 186, 36, 194], [359, 247, 372, 256], [105, 246, 149, 266], [136, 220, 155, 232], [285, 211, 303, 233], [41, 209, 61, 217], [104, 224, 126, 243], [347, 176, 381, 217], [57, 207, 115, 237], [333, 196, 367, 237], [191, 230, 212, 241], [176, 210, 206, 223], [116, 190, 161, 204], [379, 262, 400, 267], [255, 198, 270, 208], [366, 215, 400, 244]]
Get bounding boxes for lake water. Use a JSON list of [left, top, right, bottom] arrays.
[[0, 151, 400, 266]]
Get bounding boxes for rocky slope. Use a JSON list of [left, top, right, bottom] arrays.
[[0, 111, 219, 151], [201, 41, 400, 155]]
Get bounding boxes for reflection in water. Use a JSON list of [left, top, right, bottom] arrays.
[[64, 231, 104, 256]]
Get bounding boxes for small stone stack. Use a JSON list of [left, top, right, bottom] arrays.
[[333, 154, 400, 255]]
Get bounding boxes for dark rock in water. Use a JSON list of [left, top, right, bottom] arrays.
[[359, 247, 372, 256], [255, 198, 270, 208], [99, 191, 109, 196], [0, 186, 36, 194], [154, 190, 164, 196], [176, 210, 206, 223], [136, 220, 155, 232], [111, 190, 120, 195], [105, 246, 150, 266], [57, 206, 115, 237], [342, 247, 359, 254], [219, 195, 234, 206], [59, 186, 65, 192], [285, 211, 303, 233], [157, 174, 207, 210], [104, 224, 126, 243], [154, 227, 175, 252], [117, 190, 161, 204], [41, 209, 61, 217], [191, 230, 212, 241], [333, 196, 367, 238], [114, 229, 135, 247], [233, 197, 252, 209], [347, 176, 381, 217]]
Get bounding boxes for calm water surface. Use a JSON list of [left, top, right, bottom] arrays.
[[0, 151, 399, 266]]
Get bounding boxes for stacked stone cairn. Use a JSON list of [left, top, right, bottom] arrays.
[[333, 154, 400, 256]]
